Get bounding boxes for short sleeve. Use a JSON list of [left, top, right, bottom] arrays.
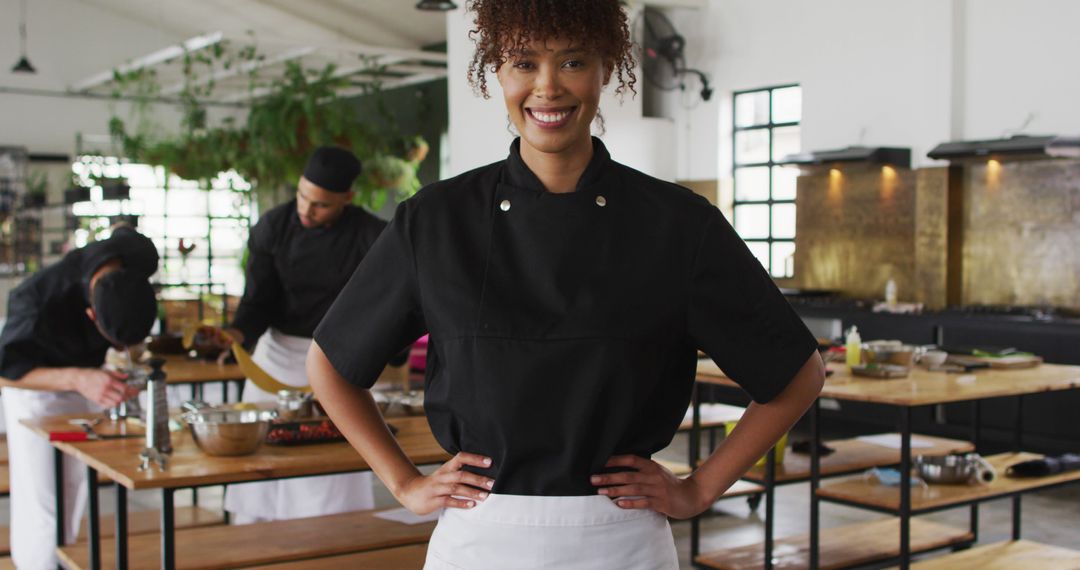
[[687, 209, 817, 404], [313, 201, 426, 388]]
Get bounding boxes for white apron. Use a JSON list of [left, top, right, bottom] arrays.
[[223, 329, 374, 522], [424, 494, 679, 570], [3, 388, 93, 570]]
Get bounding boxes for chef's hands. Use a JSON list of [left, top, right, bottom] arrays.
[[591, 455, 711, 520], [395, 452, 495, 515], [73, 368, 138, 408]]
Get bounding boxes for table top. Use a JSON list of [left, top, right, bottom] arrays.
[[696, 358, 1080, 406], [22, 413, 448, 490], [160, 355, 244, 384]]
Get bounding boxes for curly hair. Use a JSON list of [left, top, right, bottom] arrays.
[[466, 0, 637, 99]]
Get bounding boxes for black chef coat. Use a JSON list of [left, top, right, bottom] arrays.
[[315, 138, 817, 496], [231, 200, 387, 347], [0, 227, 159, 380]]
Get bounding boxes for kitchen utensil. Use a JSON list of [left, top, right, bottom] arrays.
[[918, 350, 948, 367], [276, 389, 315, 421], [916, 453, 996, 485], [139, 358, 171, 472], [182, 408, 279, 456], [850, 363, 910, 379], [49, 431, 142, 442]]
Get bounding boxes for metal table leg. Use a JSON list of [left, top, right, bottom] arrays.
[[1013, 395, 1024, 540], [970, 401, 982, 542], [764, 446, 776, 570], [809, 398, 820, 570], [899, 407, 912, 570], [116, 484, 128, 570], [221, 380, 229, 403], [54, 448, 65, 549], [86, 466, 101, 570], [162, 488, 176, 570]]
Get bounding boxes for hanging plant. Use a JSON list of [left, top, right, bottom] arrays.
[[103, 38, 428, 212]]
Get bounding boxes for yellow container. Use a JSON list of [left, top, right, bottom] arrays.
[[724, 421, 788, 467]]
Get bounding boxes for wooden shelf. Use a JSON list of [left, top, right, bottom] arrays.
[[742, 434, 973, 484], [678, 403, 745, 431], [652, 459, 764, 498], [1, 507, 222, 557], [247, 544, 429, 569], [57, 508, 434, 570], [817, 452, 1080, 513], [910, 540, 1080, 569], [695, 518, 972, 570]]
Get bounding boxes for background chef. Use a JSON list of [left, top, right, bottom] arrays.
[[220, 146, 393, 523], [0, 225, 159, 570]]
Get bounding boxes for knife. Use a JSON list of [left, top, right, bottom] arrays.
[[49, 431, 143, 442]]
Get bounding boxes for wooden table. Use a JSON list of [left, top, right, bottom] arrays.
[[22, 413, 449, 570], [159, 355, 245, 402], [696, 359, 1080, 570]]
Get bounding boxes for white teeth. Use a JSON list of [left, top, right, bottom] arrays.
[[531, 110, 571, 124]]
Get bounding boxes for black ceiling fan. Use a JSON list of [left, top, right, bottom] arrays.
[[634, 7, 711, 101]]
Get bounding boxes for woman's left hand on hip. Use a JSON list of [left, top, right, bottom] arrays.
[[590, 455, 708, 519]]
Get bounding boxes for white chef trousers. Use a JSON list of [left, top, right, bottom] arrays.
[[223, 329, 374, 522], [424, 493, 679, 570], [3, 388, 93, 570]]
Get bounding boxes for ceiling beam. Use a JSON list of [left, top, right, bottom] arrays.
[[72, 31, 224, 92], [158, 46, 316, 96]]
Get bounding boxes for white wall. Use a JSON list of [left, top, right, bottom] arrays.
[[651, 0, 1080, 188], [0, 0, 206, 155], [446, 7, 677, 180]]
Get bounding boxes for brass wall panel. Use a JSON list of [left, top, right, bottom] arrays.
[[792, 166, 917, 300], [962, 160, 1080, 310], [914, 168, 949, 309]]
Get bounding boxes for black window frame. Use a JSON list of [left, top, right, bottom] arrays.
[[731, 83, 800, 278]]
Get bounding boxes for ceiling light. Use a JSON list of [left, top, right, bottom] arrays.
[[11, 0, 36, 74], [416, 0, 458, 11]]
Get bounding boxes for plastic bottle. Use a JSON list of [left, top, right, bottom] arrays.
[[885, 279, 898, 306], [845, 326, 862, 368]]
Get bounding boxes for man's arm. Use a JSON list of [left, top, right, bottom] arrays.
[[228, 223, 284, 348], [0, 367, 134, 408]]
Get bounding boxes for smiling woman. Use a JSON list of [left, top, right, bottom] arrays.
[[306, 1, 823, 569]]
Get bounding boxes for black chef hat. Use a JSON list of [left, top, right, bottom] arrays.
[[302, 146, 362, 193], [91, 268, 158, 346]]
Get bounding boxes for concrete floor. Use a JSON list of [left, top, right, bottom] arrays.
[[4, 431, 1079, 568]]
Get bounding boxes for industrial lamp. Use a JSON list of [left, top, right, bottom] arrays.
[[416, 0, 458, 10]]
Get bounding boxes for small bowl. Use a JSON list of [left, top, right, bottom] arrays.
[[919, 350, 949, 367], [916, 454, 995, 485], [183, 409, 278, 456]]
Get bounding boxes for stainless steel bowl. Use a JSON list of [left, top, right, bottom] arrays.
[[182, 409, 278, 456], [916, 454, 996, 485], [863, 342, 919, 367]]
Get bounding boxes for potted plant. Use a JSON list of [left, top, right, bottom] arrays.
[[23, 170, 47, 208]]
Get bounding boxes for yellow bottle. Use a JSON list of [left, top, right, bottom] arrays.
[[845, 326, 862, 368]]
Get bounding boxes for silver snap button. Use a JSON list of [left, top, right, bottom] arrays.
[[595, 195, 607, 207], [499, 199, 511, 212]]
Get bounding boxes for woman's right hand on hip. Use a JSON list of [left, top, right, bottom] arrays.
[[396, 452, 495, 515]]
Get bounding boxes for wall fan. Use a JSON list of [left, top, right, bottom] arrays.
[[635, 7, 712, 101]]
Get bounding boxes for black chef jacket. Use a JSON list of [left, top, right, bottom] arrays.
[[231, 200, 387, 347], [0, 227, 159, 380], [315, 138, 817, 496]]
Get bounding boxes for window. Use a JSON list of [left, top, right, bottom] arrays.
[[732, 84, 801, 278], [70, 158, 253, 301]]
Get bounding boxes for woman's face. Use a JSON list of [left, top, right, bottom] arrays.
[[497, 37, 608, 158]]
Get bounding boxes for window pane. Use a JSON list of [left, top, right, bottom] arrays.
[[745, 241, 770, 270], [734, 204, 770, 239], [772, 126, 801, 163], [772, 86, 802, 124], [166, 188, 208, 217], [735, 167, 770, 202], [735, 91, 770, 127], [771, 241, 795, 278], [735, 129, 770, 165], [771, 203, 796, 239], [772, 166, 798, 201]]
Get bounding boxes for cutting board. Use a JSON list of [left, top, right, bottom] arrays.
[[951, 354, 1043, 369]]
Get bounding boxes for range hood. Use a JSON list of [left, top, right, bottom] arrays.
[[779, 146, 911, 169], [927, 135, 1080, 160]]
